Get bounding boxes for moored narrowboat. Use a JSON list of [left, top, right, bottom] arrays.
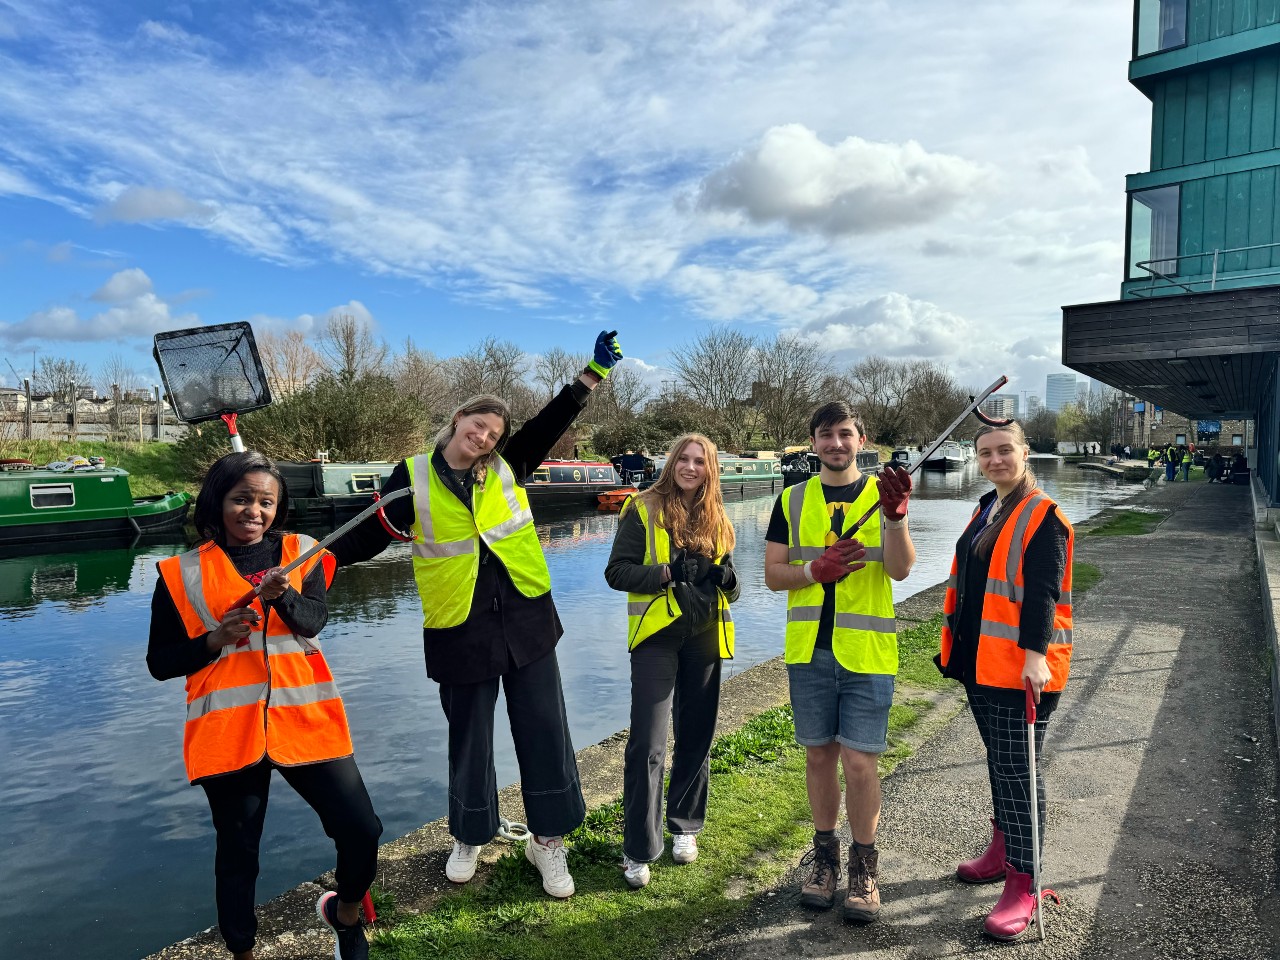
[[274, 460, 397, 519], [0, 463, 190, 548], [525, 459, 626, 510], [648, 452, 788, 497]]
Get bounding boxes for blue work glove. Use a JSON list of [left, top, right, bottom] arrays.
[[588, 330, 623, 380]]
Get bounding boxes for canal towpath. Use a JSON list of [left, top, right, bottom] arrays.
[[146, 477, 1278, 959]]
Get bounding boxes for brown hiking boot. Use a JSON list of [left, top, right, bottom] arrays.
[[842, 846, 881, 922], [798, 837, 842, 909]]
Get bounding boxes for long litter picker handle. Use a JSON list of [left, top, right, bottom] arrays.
[[839, 375, 1012, 542], [1025, 678, 1046, 941], [229, 486, 415, 645]]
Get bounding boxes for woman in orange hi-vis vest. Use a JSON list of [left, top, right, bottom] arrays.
[[936, 421, 1074, 942], [147, 451, 382, 960]]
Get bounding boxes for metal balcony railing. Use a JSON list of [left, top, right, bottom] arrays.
[[1130, 241, 1280, 297]]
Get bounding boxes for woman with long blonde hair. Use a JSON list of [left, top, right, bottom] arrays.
[[604, 433, 741, 888]]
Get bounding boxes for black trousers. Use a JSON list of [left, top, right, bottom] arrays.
[[438, 648, 586, 845], [623, 627, 722, 862], [967, 690, 1050, 875], [200, 756, 382, 955]]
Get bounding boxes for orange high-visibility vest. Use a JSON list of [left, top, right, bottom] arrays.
[[157, 535, 351, 783], [940, 491, 1074, 692]]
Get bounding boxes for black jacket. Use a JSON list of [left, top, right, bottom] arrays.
[[329, 379, 593, 685], [604, 501, 741, 642], [940, 488, 1068, 711]]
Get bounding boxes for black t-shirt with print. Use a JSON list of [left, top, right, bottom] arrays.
[[766, 476, 870, 650]]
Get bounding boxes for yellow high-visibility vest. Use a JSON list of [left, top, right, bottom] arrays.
[[783, 475, 897, 674], [406, 453, 551, 629], [623, 498, 734, 658]]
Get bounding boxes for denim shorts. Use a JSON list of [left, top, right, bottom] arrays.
[[786, 648, 895, 754]]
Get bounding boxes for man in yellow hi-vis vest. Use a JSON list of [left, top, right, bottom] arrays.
[[764, 401, 916, 924]]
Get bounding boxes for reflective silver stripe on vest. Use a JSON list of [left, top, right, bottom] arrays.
[[412, 540, 475, 559], [411, 454, 435, 540], [721, 606, 734, 623], [221, 630, 266, 654], [484, 511, 529, 544], [646, 505, 659, 562], [266, 632, 312, 652], [186, 682, 267, 722], [861, 547, 884, 563], [834, 612, 896, 633], [178, 549, 220, 631], [979, 619, 1019, 641], [627, 601, 653, 616], [268, 681, 342, 709], [787, 605, 823, 622], [491, 458, 533, 527], [1003, 495, 1047, 584], [1053, 627, 1073, 645], [786, 483, 807, 561], [1058, 590, 1072, 605], [985, 577, 1021, 601]]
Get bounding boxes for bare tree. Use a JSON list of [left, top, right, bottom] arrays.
[[531, 347, 587, 399], [318, 314, 388, 382], [843, 356, 919, 445], [906, 362, 973, 441], [448, 336, 528, 399], [98, 353, 141, 397], [670, 328, 758, 450], [392, 339, 452, 420], [36, 356, 92, 401], [591, 362, 651, 421], [752, 334, 829, 448], [258, 330, 323, 396]]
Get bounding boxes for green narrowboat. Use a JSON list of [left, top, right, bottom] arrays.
[[647, 453, 786, 498], [0, 464, 190, 549]]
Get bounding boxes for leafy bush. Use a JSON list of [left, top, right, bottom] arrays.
[[174, 373, 432, 480]]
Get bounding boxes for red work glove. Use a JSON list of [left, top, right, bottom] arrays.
[[878, 463, 913, 521], [807, 538, 867, 584]]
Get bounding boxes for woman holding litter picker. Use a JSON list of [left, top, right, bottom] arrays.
[[603, 433, 741, 889], [937, 420, 1074, 941], [331, 331, 623, 900], [147, 451, 382, 960]]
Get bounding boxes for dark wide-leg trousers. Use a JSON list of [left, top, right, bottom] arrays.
[[200, 756, 383, 955], [967, 689, 1050, 875], [438, 649, 586, 845], [623, 627, 723, 863]]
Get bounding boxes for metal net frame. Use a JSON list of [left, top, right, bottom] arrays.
[[152, 322, 273, 424]]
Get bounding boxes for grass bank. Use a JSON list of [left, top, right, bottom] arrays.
[[1084, 509, 1165, 537], [372, 682, 939, 960], [1, 440, 194, 497]]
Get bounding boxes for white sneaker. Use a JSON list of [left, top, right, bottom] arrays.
[[622, 856, 651, 888], [525, 835, 575, 898], [446, 840, 482, 883], [672, 834, 699, 864]]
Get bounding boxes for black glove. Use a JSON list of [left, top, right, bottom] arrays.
[[666, 551, 700, 583], [701, 563, 734, 590]]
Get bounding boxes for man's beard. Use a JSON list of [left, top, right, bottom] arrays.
[[818, 450, 853, 471]]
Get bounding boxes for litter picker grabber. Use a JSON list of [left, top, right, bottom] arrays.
[[1023, 677, 1063, 940], [227, 486, 414, 646], [152, 322, 273, 452], [838, 375, 1014, 542]]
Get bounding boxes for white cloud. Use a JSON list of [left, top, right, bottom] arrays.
[[797, 293, 975, 359], [95, 187, 217, 225], [91, 267, 154, 302], [698, 124, 986, 236]]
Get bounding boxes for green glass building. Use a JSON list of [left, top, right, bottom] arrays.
[[1064, 0, 1280, 507]]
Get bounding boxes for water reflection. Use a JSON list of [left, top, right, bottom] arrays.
[[0, 458, 1135, 959]]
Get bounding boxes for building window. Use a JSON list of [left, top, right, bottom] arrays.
[[1136, 0, 1187, 57], [1175, 433, 1186, 445], [1128, 186, 1180, 280], [1233, 434, 1244, 446]]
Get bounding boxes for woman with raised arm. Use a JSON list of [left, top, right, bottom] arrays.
[[603, 433, 740, 889], [331, 331, 623, 900], [937, 421, 1074, 940]]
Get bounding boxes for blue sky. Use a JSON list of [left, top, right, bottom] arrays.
[[0, 0, 1149, 403]]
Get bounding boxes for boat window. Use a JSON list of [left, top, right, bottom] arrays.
[[31, 483, 75, 509], [350, 474, 381, 493], [735, 465, 743, 474], [531, 468, 551, 483]]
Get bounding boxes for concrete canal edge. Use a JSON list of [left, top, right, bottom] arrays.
[[145, 583, 958, 960]]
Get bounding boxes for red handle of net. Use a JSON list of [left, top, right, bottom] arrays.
[[1024, 677, 1037, 725]]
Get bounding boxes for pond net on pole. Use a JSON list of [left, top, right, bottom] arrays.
[[152, 322, 273, 451]]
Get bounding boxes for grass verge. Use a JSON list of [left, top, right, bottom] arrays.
[[1, 439, 193, 497], [1073, 561, 1102, 594], [371, 698, 929, 960], [1083, 509, 1164, 537]]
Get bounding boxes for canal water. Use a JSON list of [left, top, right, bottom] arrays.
[[0, 458, 1136, 958]]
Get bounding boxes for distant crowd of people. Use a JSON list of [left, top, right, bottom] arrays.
[[1114, 442, 1249, 483]]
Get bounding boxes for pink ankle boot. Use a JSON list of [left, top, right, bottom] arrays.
[[956, 819, 1006, 884], [983, 863, 1036, 940]]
